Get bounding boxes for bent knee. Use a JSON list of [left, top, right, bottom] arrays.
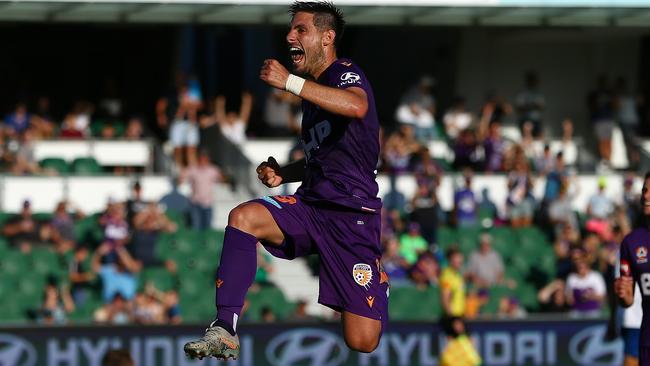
[[345, 335, 380, 353], [228, 203, 258, 233]]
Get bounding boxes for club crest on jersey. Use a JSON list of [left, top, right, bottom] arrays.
[[353, 263, 373, 288], [636, 246, 648, 264]]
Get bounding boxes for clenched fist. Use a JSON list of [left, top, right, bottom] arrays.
[[256, 156, 283, 188], [260, 59, 290, 90], [614, 275, 634, 307]]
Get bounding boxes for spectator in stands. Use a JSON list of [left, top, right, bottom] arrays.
[[548, 183, 579, 237], [288, 300, 318, 322], [506, 157, 534, 227], [538, 279, 570, 313], [69, 245, 95, 306], [452, 129, 483, 171], [2, 199, 53, 253], [36, 278, 75, 325], [614, 77, 643, 169], [4, 102, 31, 138], [214, 92, 253, 146], [133, 291, 165, 324], [263, 89, 301, 137], [61, 101, 93, 138], [467, 233, 504, 288], [92, 243, 141, 303], [410, 179, 440, 244], [102, 349, 134, 366], [99, 203, 129, 260], [10, 129, 43, 176], [440, 248, 466, 318], [516, 71, 545, 138], [164, 290, 182, 324], [383, 174, 407, 214], [32, 96, 56, 139], [482, 121, 506, 172], [453, 170, 477, 228], [478, 188, 499, 227], [381, 236, 410, 286], [554, 223, 579, 279], [50, 201, 81, 253], [125, 181, 147, 226], [130, 202, 177, 267], [397, 76, 437, 142], [535, 145, 555, 175], [443, 96, 473, 142], [586, 178, 614, 240], [383, 125, 420, 173], [542, 152, 566, 204], [173, 86, 201, 168], [156, 74, 200, 168], [183, 149, 225, 230], [588, 75, 616, 170], [159, 176, 192, 226], [94, 293, 133, 325], [261, 306, 276, 323], [124, 116, 145, 140], [399, 222, 428, 266], [480, 91, 513, 126], [497, 297, 527, 319], [413, 147, 442, 187], [565, 247, 606, 318], [410, 252, 440, 289]]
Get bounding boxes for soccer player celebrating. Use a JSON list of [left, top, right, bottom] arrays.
[[616, 172, 650, 366], [184, 1, 388, 360]]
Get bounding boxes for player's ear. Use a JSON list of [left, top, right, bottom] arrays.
[[322, 30, 335, 47]]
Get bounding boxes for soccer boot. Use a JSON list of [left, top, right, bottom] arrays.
[[184, 325, 240, 361]]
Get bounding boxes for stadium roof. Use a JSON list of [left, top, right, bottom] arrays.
[[2, 0, 650, 25]]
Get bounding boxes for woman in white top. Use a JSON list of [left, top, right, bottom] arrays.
[[215, 92, 252, 146]]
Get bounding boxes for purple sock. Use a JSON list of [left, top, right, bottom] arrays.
[[213, 225, 258, 334]]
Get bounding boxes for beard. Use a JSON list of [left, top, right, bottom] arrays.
[[294, 46, 326, 79]]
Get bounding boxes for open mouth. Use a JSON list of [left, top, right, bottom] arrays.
[[289, 46, 305, 65]]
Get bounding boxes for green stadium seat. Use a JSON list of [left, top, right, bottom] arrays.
[[389, 285, 441, 321], [141, 267, 178, 292], [516, 284, 539, 310], [72, 158, 103, 175], [30, 247, 61, 276], [482, 285, 514, 315], [91, 120, 126, 138], [436, 227, 456, 251], [33, 212, 54, 222], [40, 158, 70, 174], [245, 285, 294, 322], [0, 251, 29, 276]]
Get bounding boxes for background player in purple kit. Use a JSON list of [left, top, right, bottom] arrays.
[[184, 1, 388, 360], [616, 172, 650, 366]]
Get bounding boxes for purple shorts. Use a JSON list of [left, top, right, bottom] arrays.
[[253, 195, 389, 330]]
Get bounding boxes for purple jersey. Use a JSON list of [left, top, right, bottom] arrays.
[[620, 228, 650, 346], [295, 58, 382, 213]]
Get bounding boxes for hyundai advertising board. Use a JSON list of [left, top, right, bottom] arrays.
[[0, 320, 623, 366]]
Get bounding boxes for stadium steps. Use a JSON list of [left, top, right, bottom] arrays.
[[212, 184, 254, 228], [267, 256, 324, 318]]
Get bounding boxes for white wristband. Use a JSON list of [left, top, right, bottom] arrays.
[[285, 74, 305, 95]]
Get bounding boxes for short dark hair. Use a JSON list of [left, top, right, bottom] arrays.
[[289, 1, 345, 47], [102, 350, 134, 366]]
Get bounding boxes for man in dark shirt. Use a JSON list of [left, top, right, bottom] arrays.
[[185, 1, 387, 360]]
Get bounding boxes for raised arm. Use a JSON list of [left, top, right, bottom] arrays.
[[215, 95, 227, 124], [260, 59, 368, 120], [240, 92, 253, 125]]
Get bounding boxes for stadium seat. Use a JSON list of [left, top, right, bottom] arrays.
[[30, 247, 62, 276], [389, 285, 442, 320], [436, 226, 457, 251], [72, 158, 103, 175], [140, 267, 178, 292], [245, 285, 294, 322], [40, 158, 71, 174]]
